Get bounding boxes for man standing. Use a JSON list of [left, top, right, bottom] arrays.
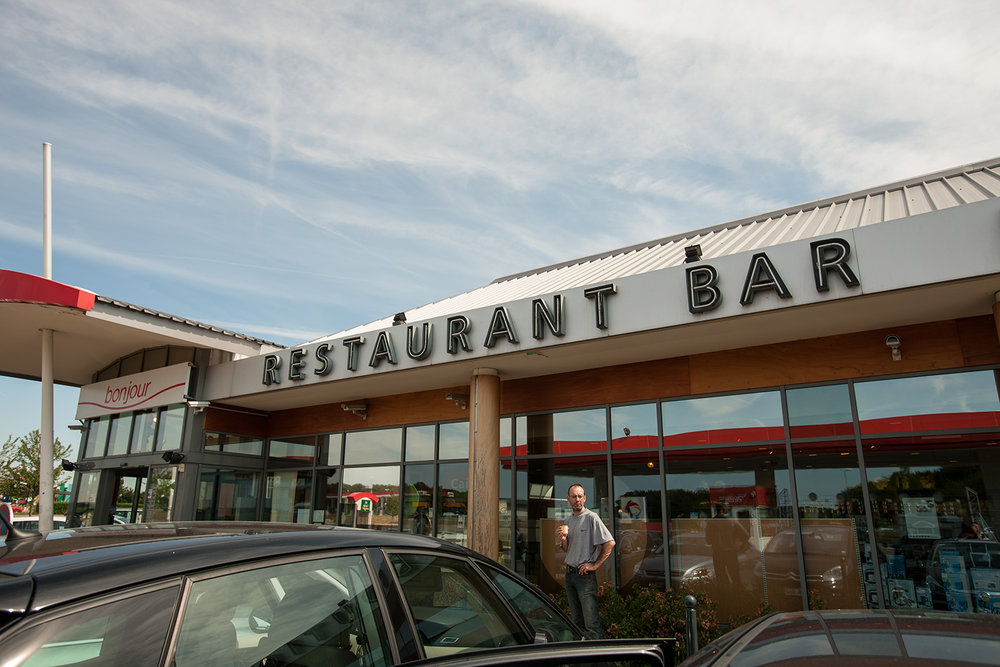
[[557, 483, 615, 638]]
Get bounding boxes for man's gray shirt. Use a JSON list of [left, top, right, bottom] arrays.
[[564, 507, 614, 567]]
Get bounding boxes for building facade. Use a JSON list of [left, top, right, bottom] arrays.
[[50, 157, 1000, 623]]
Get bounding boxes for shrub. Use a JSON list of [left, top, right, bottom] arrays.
[[551, 584, 730, 659]]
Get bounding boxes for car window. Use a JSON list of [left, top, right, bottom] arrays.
[[389, 553, 529, 657], [479, 563, 581, 642], [174, 554, 391, 667], [3, 585, 177, 666]]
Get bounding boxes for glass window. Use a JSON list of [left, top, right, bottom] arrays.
[[515, 454, 611, 593], [265, 470, 312, 523], [500, 417, 512, 458], [524, 409, 607, 456], [437, 462, 469, 547], [340, 466, 400, 531], [661, 391, 784, 446], [320, 433, 343, 466], [144, 467, 178, 522], [664, 443, 788, 625], [314, 469, 341, 524], [70, 470, 101, 527], [155, 405, 185, 451], [480, 563, 582, 642], [611, 403, 658, 449], [855, 371, 1000, 434], [176, 555, 391, 667], [406, 425, 435, 461], [106, 413, 133, 457], [84, 416, 109, 458], [403, 464, 434, 535], [439, 422, 469, 459], [785, 440, 868, 611], [1, 586, 178, 665], [388, 553, 528, 656], [196, 468, 261, 521], [613, 451, 663, 591], [131, 410, 158, 453], [787, 384, 854, 438], [269, 436, 317, 467], [204, 432, 263, 456], [863, 432, 1000, 614], [344, 429, 402, 465]]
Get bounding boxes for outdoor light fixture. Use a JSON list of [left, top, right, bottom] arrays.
[[445, 393, 468, 410], [186, 400, 211, 414], [341, 403, 368, 420], [885, 334, 902, 361], [684, 244, 703, 263], [162, 451, 186, 464], [67, 420, 87, 432], [62, 459, 95, 472], [392, 312, 406, 325]]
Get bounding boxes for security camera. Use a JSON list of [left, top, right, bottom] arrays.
[[186, 400, 211, 413], [885, 334, 901, 361], [342, 403, 367, 412]]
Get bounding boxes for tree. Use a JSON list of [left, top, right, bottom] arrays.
[[0, 430, 71, 505]]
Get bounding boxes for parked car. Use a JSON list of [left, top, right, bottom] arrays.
[[754, 523, 862, 609], [10, 515, 66, 530], [681, 609, 1000, 666], [0, 517, 675, 666], [632, 530, 759, 590]]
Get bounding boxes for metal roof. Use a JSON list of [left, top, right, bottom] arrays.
[[329, 157, 1000, 339]]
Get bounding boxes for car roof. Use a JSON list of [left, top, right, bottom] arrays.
[[682, 609, 1000, 666], [0, 522, 475, 614]]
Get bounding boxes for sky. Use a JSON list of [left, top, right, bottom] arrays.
[[1, 0, 999, 460]]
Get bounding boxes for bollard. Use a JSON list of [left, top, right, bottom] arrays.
[[684, 594, 698, 655]]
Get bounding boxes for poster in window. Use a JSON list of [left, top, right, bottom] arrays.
[[900, 496, 941, 539]]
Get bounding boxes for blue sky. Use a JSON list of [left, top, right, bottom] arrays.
[[2, 0, 999, 458]]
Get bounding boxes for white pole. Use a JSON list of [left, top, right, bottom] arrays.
[[39, 143, 54, 532]]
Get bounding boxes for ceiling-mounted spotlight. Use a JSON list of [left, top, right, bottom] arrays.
[[162, 451, 186, 464], [445, 393, 468, 410], [341, 402, 368, 420], [885, 334, 901, 361], [684, 244, 703, 263]]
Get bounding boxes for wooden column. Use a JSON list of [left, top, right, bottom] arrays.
[[468, 368, 501, 559]]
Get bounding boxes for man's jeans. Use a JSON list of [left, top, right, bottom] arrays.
[[565, 568, 603, 638]]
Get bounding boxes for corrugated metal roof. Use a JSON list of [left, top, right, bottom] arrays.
[[329, 157, 1000, 339], [96, 295, 284, 348]]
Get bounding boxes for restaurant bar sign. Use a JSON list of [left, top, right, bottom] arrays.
[[76, 363, 192, 419], [260, 238, 861, 387]]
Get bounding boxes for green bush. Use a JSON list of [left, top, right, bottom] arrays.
[[551, 584, 770, 659]]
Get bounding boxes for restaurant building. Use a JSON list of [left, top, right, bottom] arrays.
[[8, 157, 1000, 622]]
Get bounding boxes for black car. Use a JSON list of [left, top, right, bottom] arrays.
[[0, 519, 675, 666], [680, 609, 1000, 666]]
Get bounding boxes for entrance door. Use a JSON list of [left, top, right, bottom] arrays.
[[111, 468, 148, 524]]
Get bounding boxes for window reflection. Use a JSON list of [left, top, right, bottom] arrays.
[[613, 451, 663, 590], [405, 425, 435, 461], [855, 371, 1000, 434], [863, 434, 999, 613], [154, 405, 185, 451], [265, 470, 312, 523], [789, 440, 867, 611], [611, 403, 658, 449], [344, 428, 401, 464], [340, 465, 400, 531], [787, 384, 854, 438], [437, 461, 469, 547], [439, 422, 469, 459], [664, 444, 788, 623], [196, 468, 260, 521], [403, 464, 434, 535], [661, 392, 783, 445]]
